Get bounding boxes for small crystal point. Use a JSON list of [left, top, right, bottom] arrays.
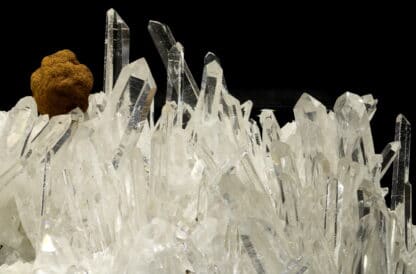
[[334, 92, 368, 125], [199, 58, 223, 117], [204, 59, 222, 78], [203, 53, 224, 81], [204, 52, 228, 93], [241, 100, 253, 120], [204, 52, 221, 65], [259, 109, 281, 152], [293, 93, 328, 157], [104, 9, 130, 94], [361, 94, 378, 121], [294, 93, 327, 123]]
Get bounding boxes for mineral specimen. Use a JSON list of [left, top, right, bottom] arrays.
[[0, 9, 415, 274], [31, 49, 93, 116]]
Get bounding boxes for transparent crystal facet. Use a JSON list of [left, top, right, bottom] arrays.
[[148, 20, 199, 106], [104, 9, 130, 94]]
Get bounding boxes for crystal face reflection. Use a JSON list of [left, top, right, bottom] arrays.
[[0, 9, 415, 274]]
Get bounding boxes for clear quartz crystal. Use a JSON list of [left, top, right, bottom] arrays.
[[110, 58, 157, 168], [0, 9, 415, 274], [391, 114, 411, 207], [166, 42, 185, 127], [148, 20, 199, 106], [390, 114, 413, 252], [104, 9, 130, 95], [362, 94, 378, 121]]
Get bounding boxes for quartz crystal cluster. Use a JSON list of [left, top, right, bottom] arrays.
[[0, 9, 415, 273]]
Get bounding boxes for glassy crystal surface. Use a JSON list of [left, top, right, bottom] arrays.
[[0, 9, 415, 274], [392, 114, 411, 208], [104, 9, 130, 94], [148, 20, 199, 107]]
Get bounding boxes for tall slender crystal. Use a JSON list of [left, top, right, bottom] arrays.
[[391, 114, 411, 207], [166, 43, 184, 127], [391, 114, 411, 206], [391, 114, 412, 254], [104, 9, 130, 94], [199, 54, 223, 119], [148, 21, 199, 107]]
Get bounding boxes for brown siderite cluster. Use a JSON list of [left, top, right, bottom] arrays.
[[30, 49, 93, 116]]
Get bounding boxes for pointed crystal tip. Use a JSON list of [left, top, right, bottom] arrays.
[[204, 58, 223, 77], [148, 20, 166, 30], [126, 58, 152, 81], [295, 93, 323, 108], [294, 93, 326, 120], [397, 113, 410, 125], [362, 94, 377, 106], [106, 8, 127, 25], [204, 52, 221, 65], [334, 91, 367, 120]]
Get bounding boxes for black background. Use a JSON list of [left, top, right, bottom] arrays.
[[1, 2, 414, 222]]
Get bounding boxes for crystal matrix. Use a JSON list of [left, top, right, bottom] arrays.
[[0, 10, 415, 274]]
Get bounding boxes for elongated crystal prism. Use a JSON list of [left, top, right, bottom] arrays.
[[166, 43, 185, 127], [104, 9, 130, 94], [324, 179, 340, 248], [166, 43, 184, 104], [391, 114, 411, 208], [148, 21, 199, 106], [199, 54, 223, 118]]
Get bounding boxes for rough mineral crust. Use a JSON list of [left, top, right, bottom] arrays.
[[30, 49, 93, 116], [0, 10, 415, 274]]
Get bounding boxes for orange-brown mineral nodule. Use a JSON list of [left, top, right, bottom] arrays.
[[31, 49, 93, 116]]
